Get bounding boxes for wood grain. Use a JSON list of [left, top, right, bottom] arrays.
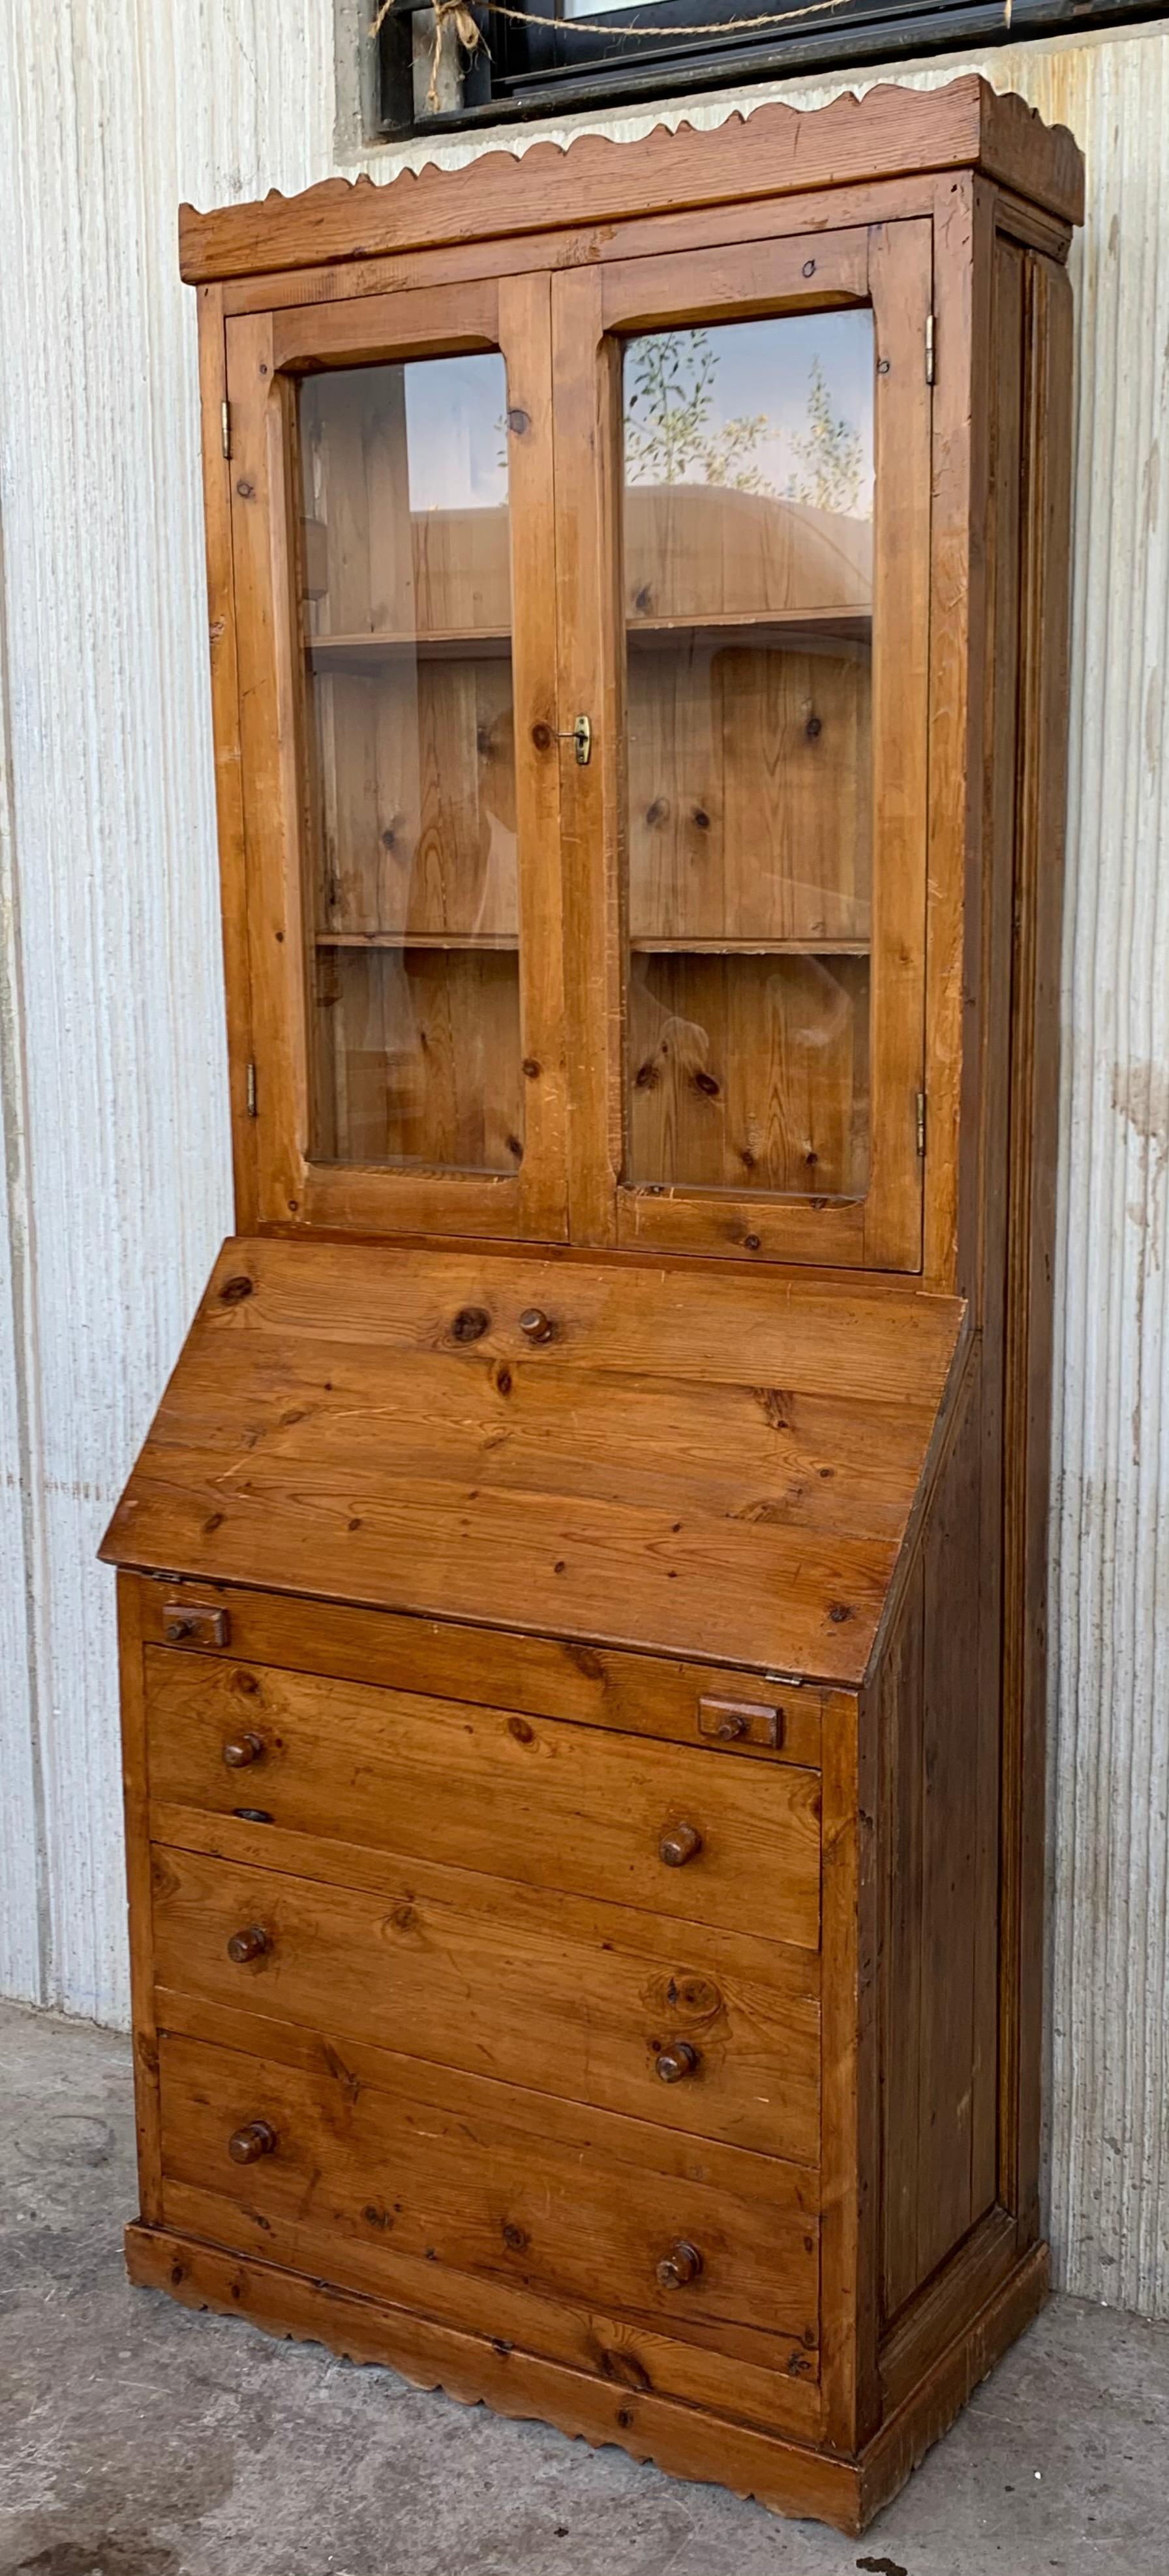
[[1000, 248, 1074, 2249], [627, 950, 870, 1200], [123, 2222, 1048, 2534], [878, 1557, 926, 2324], [196, 285, 257, 1226], [214, 172, 950, 322], [116, 1576, 163, 2222], [157, 2031, 820, 2359], [132, 1574, 828, 1764], [100, 1236, 966, 1677], [178, 81, 1083, 284], [149, 1839, 821, 2160], [144, 1649, 822, 1950], [126, 108, 1082, 2532], [552, 264, 624, 1246]]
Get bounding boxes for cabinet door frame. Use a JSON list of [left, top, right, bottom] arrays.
[[226, 275, 569, 1241], [553, 218, 933, 1270]]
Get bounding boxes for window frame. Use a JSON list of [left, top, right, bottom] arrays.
[[376, 0, 1160, 138]]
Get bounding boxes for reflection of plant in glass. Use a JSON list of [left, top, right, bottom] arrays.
[[784, 359, 864, 515], [624, 331, 772, 490]]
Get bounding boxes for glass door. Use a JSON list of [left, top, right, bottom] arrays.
[[226, 275, 568, 1239], [553, 223, 932, 1268]]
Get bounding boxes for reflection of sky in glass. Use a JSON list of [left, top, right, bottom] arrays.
[[624, 312, 873, 517], [404, 353, 508, 513]]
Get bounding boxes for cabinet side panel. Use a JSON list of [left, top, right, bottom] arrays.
[[876, 218, 1070, 2363], [879, 1551, 926, 2322], [879, 1360, 990, 2322], [1001, 249, 1074, 2241], [117, 1573, 162, 2222], [973, 228, 1026, 2230], [918, 1356, 992, 2283]]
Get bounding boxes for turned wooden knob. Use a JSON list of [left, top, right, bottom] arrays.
[[222, 1731, 264, 1769], [656, 2240, 703, 2291], [655, 2041, 699, 2085], [228, 2119, 276, 2164], [518, 1307, 554, 1343], [226, 1925, 269, 1964], [659, 1821, 703, 1868]]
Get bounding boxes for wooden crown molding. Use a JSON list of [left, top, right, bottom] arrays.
[[179, 76, 1084, 286]]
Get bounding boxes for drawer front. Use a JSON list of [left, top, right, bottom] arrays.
[[151, 1844, 819, 2163], [158, 2032, 820, 2378], [138, 1577, 827, 1769], [145, 1650, 821, 1950]]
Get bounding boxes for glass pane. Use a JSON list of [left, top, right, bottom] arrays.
[[622, 311, 873, 1199], [299, 352, 521, 1173]]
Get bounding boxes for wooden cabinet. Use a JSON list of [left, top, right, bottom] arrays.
[[102, 78, 1083, 2534]]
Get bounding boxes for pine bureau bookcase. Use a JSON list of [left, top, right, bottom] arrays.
[[101, 79, 1084, 2534]]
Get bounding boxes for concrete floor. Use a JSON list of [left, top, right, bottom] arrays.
[[2, 2003, 1167, 2576]]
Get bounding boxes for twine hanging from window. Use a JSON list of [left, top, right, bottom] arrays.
[[369, 0, 855, 119]]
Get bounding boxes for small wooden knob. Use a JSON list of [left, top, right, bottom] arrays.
[[655, 2041, 699, 2085], [659, 1822, 703, 1868], [518, 1308, 554, 1343], [226, 1925, 269, 1964], [656, 2240, 703, 2291], [228, 2119, 275, 2164], [222, 1732, 264, 1769]]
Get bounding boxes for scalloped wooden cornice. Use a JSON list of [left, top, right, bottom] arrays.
[[179, 75, 1084, 285]]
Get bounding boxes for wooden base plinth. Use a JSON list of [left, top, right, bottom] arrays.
[[125, 2223, 1049, 2536]]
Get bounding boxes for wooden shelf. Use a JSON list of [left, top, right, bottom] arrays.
[[318, 933, 869, 957], [305, 605, 871, 672], [316, 932, 519, 951], [626, 608, 872, 652], [629, 936, 871, 957], [307, 629, 511, 668]]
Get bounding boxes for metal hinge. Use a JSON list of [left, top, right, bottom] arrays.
[[915, 1089, 926, 1157], [221, 400, 232, 462], [245, 1060, 258, 1118], [925, 313, 936, 387]]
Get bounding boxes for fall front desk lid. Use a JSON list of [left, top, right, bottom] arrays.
[[101, 1237, 966, 1684]]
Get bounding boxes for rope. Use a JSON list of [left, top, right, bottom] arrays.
[[369, 0, 855, 116]]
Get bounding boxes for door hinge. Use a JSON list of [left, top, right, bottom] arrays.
[[915, 1089, 926, 1157], [925, 312, 936, 387], [221, 399, 232, 462], [245, 1060, 258, 1118]]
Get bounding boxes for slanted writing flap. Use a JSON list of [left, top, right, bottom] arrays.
[[102, 1238, 966, 1681]]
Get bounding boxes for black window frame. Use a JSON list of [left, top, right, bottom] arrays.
[[376, 0, 1162, 137]]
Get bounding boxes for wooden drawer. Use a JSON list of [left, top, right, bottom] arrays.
[[151, 1844, 820, 2163], [136, 1576, 827, 1770], [145, 1649, 822, 1950], [157, 2031, 821, 2396]]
